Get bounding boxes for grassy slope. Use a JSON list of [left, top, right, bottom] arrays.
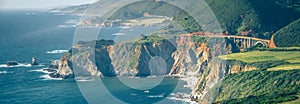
[[216, 51, 300, 103], [273, 18, 300, 47], [219, 51, 300, 63], [217, 70, 300, 103]]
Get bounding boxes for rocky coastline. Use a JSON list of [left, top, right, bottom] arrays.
[[47, 35, 245, 103]]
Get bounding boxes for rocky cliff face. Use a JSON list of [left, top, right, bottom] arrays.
[[51, 37, 208, 78], [49, 54, 74, 79], [50, 36, 241, 93], [191, 59, 258, 103], [49, 35, 251, 104]]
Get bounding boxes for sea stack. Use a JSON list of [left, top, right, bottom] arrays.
[[31, 57, 39, 66]]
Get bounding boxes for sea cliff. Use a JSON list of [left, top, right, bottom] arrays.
[[49, 35, 240, 79]]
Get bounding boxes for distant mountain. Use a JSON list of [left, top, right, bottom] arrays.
[[51, 0, 182, 20], [53, 0, 300, 38], [176, 0, 300, 37], [50, 4, 90, 14]]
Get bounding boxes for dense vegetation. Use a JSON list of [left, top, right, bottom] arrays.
[[191, 36, 206, 43], [273, 18, 300, 47], [174, 0, 300, 38], [219, 51, 300, 64], [216, 70, 300, 103], [215, 51, 300, 103], [57, 0, 300, 39], [256, 47, 300, 51], [133, 35, 165, 46], [109, 1, 182, 20], [173, 11, 202, 33], [77, 39, 115, 48]]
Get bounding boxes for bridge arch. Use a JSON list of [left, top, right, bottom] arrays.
[[254, 41, 268, 47]]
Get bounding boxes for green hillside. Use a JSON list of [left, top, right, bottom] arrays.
[[54, 0, 183, 20], [108, 1, 182, 20], [216, 70, 300, 103], [273, 18, 300, 47], [55, 0, 300, 38], [215, 51, 300, 103], [175, 0, 300, 38]]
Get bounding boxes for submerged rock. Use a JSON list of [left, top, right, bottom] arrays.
[[48, 55, 74, 79], [31, 57, 39, 66], [6, 61, 18, 66], [49, 60, 60, 69], [43, 68, 57, 73]]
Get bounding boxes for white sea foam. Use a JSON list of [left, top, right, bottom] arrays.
[[0, 63, 32, 68], [180, 76, 199, 90], [168, 96, 197, 104], [65, 20, 78, 24], [168, 93, 197, 104], [57, 25, 76, 28], [40, 75, 63, 80], [75, 77, 95, 82], [46, 50, 69, 54], [29, 68, 54, 74], [130, 93, 138, 96], [54, 13, 65, 16], [25, 12, 36, 15], [0, 71, 12, 74], [147, 94, 164, 98], [112, 33, 126, 36], [144, 90, 150, 93], [162, 77, 199, 103]]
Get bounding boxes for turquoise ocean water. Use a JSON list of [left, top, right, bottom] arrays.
[[0, 11, 194, 104]]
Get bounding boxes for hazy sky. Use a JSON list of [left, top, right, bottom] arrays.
[[0, 0, 98, 10]]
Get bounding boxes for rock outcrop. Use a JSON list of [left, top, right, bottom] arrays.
[[31, 57, 39, 66], [50, 36, 241, 86], [6, 61, 18, 66], [49, 55, 74, 79], [191, 59, 258, 103]]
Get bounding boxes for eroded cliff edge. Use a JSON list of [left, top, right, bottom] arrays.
[[49, 35, 253, 103], [50, 36, 240, 79]]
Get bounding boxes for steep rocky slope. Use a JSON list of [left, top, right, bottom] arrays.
[[191, 59, 259, 103], [50, 35, 239, 79], [192, 51, 300, 103]]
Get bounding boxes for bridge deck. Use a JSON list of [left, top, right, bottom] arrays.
[[180, 34, 270, 43]]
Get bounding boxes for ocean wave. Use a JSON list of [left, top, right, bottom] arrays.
[[25, 12, 36, 15], [0, 63, 32, 68], [130, 93, 138, 96], [112, 33, 126, 36], [54, 13, 65, 16], [168, 93, 197, 104], [65, 20, 78, 24], [29, 68, 54, 74], [57, 25, 76, 28], [144, 90, 150, 93], [46, 50, 69, 54], [147, 94, 164, 98], [0, 71, 12, 74], [40, 75, 63, 80], [179, 77, 199, 90], [75, 77, 95, 82], [168, 97, 197, 104]]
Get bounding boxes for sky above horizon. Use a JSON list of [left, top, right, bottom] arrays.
[[0, 0, 98, 10]]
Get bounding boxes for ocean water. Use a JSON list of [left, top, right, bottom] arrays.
[[0, 10, 195, 104]]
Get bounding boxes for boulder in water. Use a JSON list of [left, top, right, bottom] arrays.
[[31, 57, 39, 66], [6, 61, 18, 66], [43, 68, 57, 73], [49, 60, 59, 69]]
